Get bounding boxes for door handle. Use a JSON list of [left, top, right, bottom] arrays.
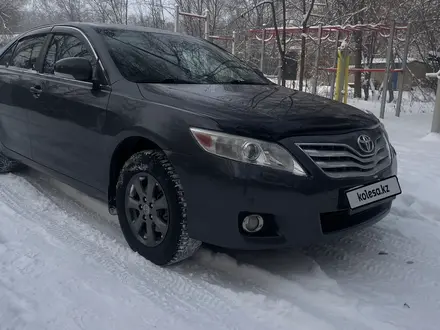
[[30, 85, 42, 98]]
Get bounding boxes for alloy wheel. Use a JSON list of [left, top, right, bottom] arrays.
[[125, 172, 170, 247]]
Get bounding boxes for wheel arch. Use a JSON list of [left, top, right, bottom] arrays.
[[108, 131, 168, 214]]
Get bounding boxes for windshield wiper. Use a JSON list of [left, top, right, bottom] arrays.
[[136, 78, 198, 84], [225, 80, 269, 85], [160, 78, 197, 84]]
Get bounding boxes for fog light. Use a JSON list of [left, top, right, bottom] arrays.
[[242, 214, 264, 233]]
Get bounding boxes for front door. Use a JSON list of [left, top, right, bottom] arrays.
[[0, 33, 48, 158], [28, 28, 111, 191]]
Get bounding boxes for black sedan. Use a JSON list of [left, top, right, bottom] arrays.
[[0, 23, 401, 265]]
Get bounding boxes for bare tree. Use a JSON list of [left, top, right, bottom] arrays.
[[32, 0, 92, 23], [298, 0, 315, 91], [87, 0, 129, 24], [0, 0, 26, 33]]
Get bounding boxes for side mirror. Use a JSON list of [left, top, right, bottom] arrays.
[[54, 57, 93, 82]]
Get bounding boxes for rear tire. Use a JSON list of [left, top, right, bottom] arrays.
[[115, 150, 201, 265], [0, 152, 23, 173]]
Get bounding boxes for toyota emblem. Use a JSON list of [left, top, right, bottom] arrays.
[[357, 135, 375, 153]]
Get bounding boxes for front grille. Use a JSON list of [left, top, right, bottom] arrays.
[[297, 136, 391, 178]]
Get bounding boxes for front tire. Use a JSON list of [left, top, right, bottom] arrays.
[[115, 150, 201, 265], [0, 152, 23, 173]]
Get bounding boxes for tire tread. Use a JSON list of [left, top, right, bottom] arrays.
[[116, 150, 201, 265]]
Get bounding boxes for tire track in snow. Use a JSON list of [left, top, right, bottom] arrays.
[[352, 221, 440, 271], [0, 281, 39, 330], [301, 227, 440, 324], [305, 233, 440, 289], [0, 207, 177, 330], [307, 219, 440, 285], [192, 250, 400, 330], [0, 174, 260, 330]]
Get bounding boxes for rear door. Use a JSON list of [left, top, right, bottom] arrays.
[[28, 27, 111, 191], [0, 32, 48, 158]]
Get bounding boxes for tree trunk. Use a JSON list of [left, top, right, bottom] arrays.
[[354, 29, 362, 98], [353, 0, 364, 98], [388, 77, 394, 102], [281, 0, 286, 86], [298, 33, 306, 91], [298, 0, 314, 91], [388, 50, 395, 103]]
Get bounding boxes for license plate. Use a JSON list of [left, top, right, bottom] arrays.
[[345, 176, 401, 209]]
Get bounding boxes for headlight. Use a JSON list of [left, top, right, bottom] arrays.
[[190, 128, 307, 176]]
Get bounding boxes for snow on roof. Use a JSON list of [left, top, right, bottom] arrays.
[[368, 57, 419, 64], [347, 57, 423, 69], [249, 23, 408, 34]]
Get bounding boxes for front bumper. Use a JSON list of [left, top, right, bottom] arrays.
[[166, 143, 398, 250]]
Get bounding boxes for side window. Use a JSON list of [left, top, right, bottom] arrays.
[[0, 45, 15, 66], [9, 36, 46, 70], [43, 36, 60, 74], [44, 34, 94, 75]]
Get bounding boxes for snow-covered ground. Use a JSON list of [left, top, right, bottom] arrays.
[[1, 100, 439, 330]]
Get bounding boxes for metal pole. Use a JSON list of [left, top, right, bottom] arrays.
[[432, 81, 440, 133], [343, 53, 350, 104], [174, 4, 179, 33], [426, 71, 440, 133], [278, 57, 283, 86], [231, 31, 236, 55], [336, 50, 347, 102], [260, 24, 266, 72], [312, 24, 323, 95], [329, 31, 340, 99], [244, 33, 248, 62], [204, 9, 209, 40], [395, 22, 412, 117], [379, 20, 395, 119]]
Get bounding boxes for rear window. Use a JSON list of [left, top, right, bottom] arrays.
[[95, 28, 268, 85], [9, 35, 46, 70]]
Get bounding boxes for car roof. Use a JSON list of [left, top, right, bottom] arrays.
[[27, 22, 190, 38]]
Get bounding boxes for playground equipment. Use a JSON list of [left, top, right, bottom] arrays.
[[248, 22, 412, 119], [333, 40, 350, 104], [174, 5, 236, 55], [209, 32, 237, 55], [174, 5, 209, 40]]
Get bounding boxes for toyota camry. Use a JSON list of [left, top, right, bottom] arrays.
[[0, 23, 401, 265]]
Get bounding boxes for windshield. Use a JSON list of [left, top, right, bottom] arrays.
[[95, 28, 269, 85]]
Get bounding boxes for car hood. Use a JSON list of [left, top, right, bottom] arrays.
[[138, 84, 379, 140]]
